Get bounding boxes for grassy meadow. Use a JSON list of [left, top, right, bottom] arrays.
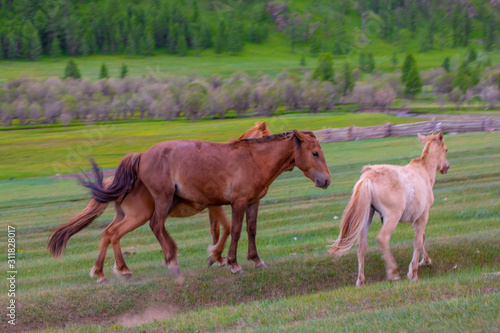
[[0, 118, 498, 331], [1, 35, 498, 83]]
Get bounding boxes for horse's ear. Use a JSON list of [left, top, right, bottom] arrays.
[[293, 130, 306, 142], [438, 131, 444, 142], [259, 122, 268, 131], [417, 132, 427, 144]]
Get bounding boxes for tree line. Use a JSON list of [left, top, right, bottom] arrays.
[[0, 0, 498, 61], [0, 0, 270, 60]]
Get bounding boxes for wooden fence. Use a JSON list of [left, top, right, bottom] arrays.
[[314, 118, 500, 143]]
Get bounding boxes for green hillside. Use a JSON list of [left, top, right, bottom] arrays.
[[0, 0, 498, 66]]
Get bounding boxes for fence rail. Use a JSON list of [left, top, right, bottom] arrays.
[[314, 118, 500, 143]]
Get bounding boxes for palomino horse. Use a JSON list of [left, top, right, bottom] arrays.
[[48, 123, 271, 283], [329, 132, 449, 287], [81, 130, 331, 275]]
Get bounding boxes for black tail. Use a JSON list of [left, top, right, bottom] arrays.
[[80, 153, 141, 204]]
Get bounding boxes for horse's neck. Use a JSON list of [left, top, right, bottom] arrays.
[[248, 138, 295, 184], [410, 144, 439, 186]]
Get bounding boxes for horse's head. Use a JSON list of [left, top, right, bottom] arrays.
[[238, 122, 271, 140], [418, 132, 450, 174], [292, 130, 331, 189]]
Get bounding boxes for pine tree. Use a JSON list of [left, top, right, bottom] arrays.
[[484, 15, 496, 51], [168, 20, 177, 54], [339, 61, 354, 96], [176, 30, 187, 56], [226, 24, 243, 55], [120, 63, 128, 79], [63, 59, 81, 79], [200, 21, 212, 49], [214, 20, 225, 54], [442, 57, 451, 72], [391, 52, 398, 66], [144, 19, 155, 56], [300, 54, 306, 67], [191, 0, 200, 23], [466, 47, 477, 63], [50, 36, 62, 57], [309, 35, 321, 57], [126, 33, 136, 57], [464, 10, 471, 46], [453, 61, 471, 93], [7, 31, 20, 59], [367, 52, 375, 73], [99, 63, 109, 79], [404, 65, 422, 97], [312, 53, 334, 82], [401, 54, 416, 84], [359, 52, 367, 72], [21, 21, 42, 61]]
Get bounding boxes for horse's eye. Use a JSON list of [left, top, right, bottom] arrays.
[[312, 152, 319, 157], [446, 149, 448, 153]]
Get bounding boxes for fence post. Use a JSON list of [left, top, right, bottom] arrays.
[[347, 126, 353, 141], [385, 122, 391, 137]]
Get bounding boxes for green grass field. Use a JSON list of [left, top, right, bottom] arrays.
[[0, 116, 498, 332], [1, 33, 497, 83]]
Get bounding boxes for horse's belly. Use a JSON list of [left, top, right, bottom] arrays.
[[169, 200, 208, 218]]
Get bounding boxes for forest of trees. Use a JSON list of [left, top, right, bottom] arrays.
[[0, 0, 498, 61]]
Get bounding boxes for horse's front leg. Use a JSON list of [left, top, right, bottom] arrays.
[[246, 202, 267, 269], [227, 200, 247, 274]]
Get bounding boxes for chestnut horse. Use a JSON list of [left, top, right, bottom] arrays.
[[81, 130, 331, 275], [329, 132, 449, 287], [48, 122, 271, 282]]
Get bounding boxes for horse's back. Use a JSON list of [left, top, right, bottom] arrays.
[[361, 164, 430, 223]]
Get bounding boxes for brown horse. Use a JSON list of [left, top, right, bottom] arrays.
[[48, 122, 271, 283], [329, 132, 450, 287], [80, 130, 331, 275]]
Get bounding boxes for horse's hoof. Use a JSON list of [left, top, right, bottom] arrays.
[[207, 255, 217, 267], [231, 266, 244, 274], [255, 261, 268, 269], [388, 274, 401, 281], [123, 273, 133, 279], [89, 266, 97, 278], [219, 258, 227, 267], [356, 279, 365, 288], [97, 276, 108, 283], [169, 264, 181, 276], [407, 272, 418, 282], [418, 258, 432, 267]]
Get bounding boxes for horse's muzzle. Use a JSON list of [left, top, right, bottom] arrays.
[[315, 178, 331, 189], [441, 162, 450, 174]]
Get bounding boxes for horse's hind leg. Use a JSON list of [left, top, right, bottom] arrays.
[[375, 213, 401, 281], [207, 206, 230, 266], [418, 232, 432, 267], [356, 208, 374, 287], [90, 209, 124, 283], [109, 210, 150, 278], [246, 202, 267, 269], [408, 212, 429, 281]]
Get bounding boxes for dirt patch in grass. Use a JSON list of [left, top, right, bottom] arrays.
[[118, 304, 179, 328]]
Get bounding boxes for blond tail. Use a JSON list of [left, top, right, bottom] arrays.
[[329, 179, 372, 257]]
